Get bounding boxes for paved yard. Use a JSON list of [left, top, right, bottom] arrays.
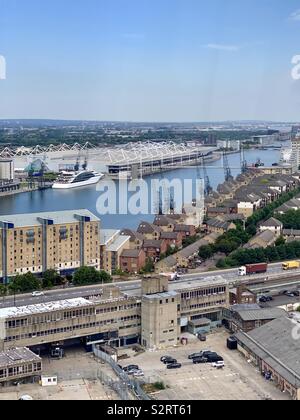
[[0, 350, 119, 401], [119, 331, 291, 401], [0, 379, 117, 401]]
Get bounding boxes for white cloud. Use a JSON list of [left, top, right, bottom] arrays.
[[204, 44, 240, 52], [290, 9, 300, 21]]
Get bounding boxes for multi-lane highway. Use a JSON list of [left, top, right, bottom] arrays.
[[0, 262, 300, 310]]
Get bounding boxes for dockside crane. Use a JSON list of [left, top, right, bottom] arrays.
[[240, 143, 248, 174], [202, 157, 213, 196], [223, 141, 233, 182]]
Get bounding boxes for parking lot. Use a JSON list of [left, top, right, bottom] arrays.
[[119, 331, 291, 401]]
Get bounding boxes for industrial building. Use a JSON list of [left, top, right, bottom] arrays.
[[6, 142, 217, 180], [0, 158, 20, 194], [0, 347, 42, 385], [0, 210, 101, 284], [0, 275, 229, 352], [235, 317, 300, 400]]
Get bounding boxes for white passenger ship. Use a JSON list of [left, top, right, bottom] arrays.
[[52, 169, 104, 189]]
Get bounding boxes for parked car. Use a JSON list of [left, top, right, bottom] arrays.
[[31, 291, 44, 297], [188, 353, 203, 360], [160, 356, 171, 363], [198, 334, 207, 342], [164, 358, 177, 365], [133, 370, 145, 378], [193, 357, 208, 364], [207, 354, 223, 363], [212, 361, 225, 369], [259, 295, 273, 303], [167, 363, 182, 370], [123, 365, 139, 373], [19, 395, 33, 401], [200, 351, 215, 358]]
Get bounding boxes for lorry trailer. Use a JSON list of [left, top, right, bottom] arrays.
[[238, 263, 268, 276]]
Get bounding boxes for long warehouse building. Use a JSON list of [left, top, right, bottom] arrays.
[[0, 275, 229, 352]]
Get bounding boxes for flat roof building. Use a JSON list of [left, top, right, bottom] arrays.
[[0, 347, 42, 385], [0, 275, 230, 352]]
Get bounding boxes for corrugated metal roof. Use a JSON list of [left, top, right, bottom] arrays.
[[236, 317, 300, 388], [236, 308, 286, 322]]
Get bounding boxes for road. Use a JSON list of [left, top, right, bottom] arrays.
[[0, 262, 299, 310]]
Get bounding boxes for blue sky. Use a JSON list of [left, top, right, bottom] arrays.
[[1, 0, 300, 122]]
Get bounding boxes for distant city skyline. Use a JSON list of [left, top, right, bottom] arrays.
[[1, 0, 300, 122]]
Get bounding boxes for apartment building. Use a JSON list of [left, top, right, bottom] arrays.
[[0, 210, 101, 284], [120, 249, 146, 274], [100, 229, 131, 274], [0, 275, 229, 352]]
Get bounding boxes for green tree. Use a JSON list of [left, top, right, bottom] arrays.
[[73, 266, 112, 286], [0, 284, 7, 302], [275, 236, 286, 247], [9, 273, 42, 293], [199, 245, 215, 260], [141, 258, 155, 274], [42, 269, 63, 289]]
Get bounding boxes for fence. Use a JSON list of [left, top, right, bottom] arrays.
[[93, 345, 152, 401]]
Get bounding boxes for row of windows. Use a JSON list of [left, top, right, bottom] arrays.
[[119, 323, 141, 331], [96, 303, 141, 314], [5, 317, 141, 342], [6, 312, 140, 329], [181, 287, 226, 300], [189, 300, 227, 310], [0, 363, 41, 379]]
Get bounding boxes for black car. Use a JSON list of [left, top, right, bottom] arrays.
[[167, 363, 182, 369], [123, 365, 139, 372], [188, 352, 203, 360], [198, 334, 207, 342], [161, 356, 171, 363], [206, 354, 224, 363], [164, 357, 177, 365], [193, 357, 208, 364], [201, 351, 217, 358]]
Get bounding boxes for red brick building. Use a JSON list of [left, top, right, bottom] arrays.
[[143, 240, 168, 261], [174, 224, 197, 239], [120, 249, 146, 274]]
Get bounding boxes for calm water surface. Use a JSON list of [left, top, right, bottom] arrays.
[[0, 150, 280, 230]]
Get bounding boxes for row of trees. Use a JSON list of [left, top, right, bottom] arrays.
[[216, 240, 300, 269], [1, 267, 113, 295], [277, 209, 300, 230], [199, 225, 251, 260]]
